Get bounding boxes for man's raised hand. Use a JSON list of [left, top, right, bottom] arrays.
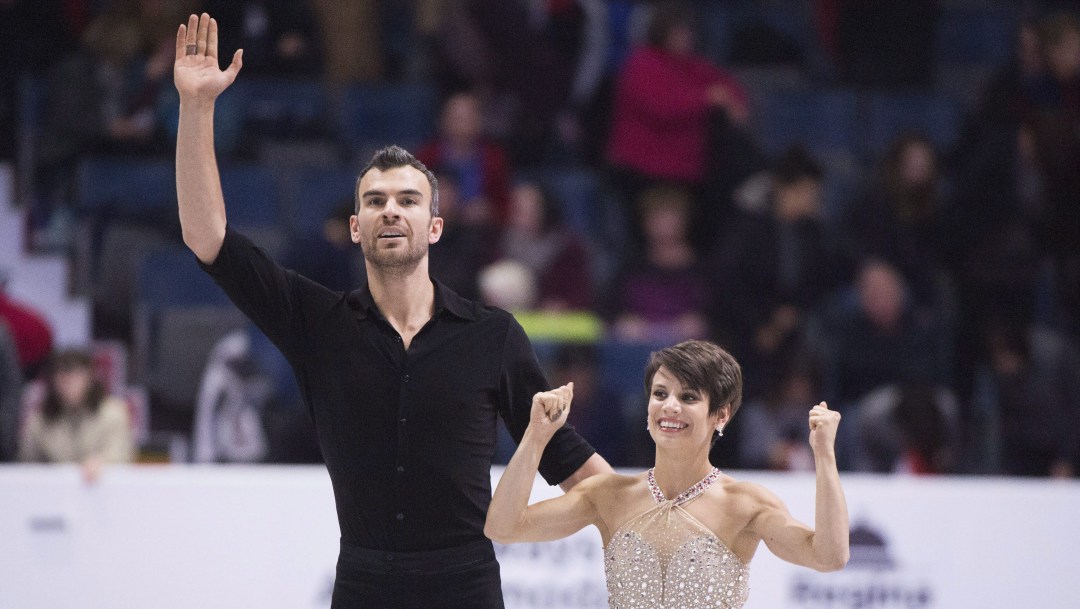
[[174, 13, 242, 104]]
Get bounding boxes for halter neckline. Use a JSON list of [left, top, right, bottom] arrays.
[[647, 467, 721, 505]]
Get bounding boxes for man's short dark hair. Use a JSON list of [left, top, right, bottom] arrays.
[[644, 340, 743, 418], [355, 145, 440, 216]]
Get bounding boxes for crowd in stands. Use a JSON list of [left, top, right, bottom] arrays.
[[1, 0, 1078, 478]]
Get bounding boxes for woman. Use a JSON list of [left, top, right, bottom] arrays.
[[19, 349, 134, 480], [486, 340, 848, 608]]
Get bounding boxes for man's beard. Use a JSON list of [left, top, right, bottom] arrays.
[[362, 237, 429, 275]]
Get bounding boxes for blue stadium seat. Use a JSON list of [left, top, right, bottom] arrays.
[[862, 93, 961, 158], [74, 157, 176, 214], [219, 164, 281, 229], [757, 89, 859, 157], [935, 9, 1016, 67], [338, 83, 438, 154], [286, 165, 359, 239], [136, 247, 232, 311], [226, 77, 329, 136]]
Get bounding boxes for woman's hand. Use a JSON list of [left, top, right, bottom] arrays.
[[808, 401, 841, 456], [528, 383, 573, 440]]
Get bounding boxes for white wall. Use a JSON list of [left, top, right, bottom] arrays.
[[1, 465, 1076, 609]]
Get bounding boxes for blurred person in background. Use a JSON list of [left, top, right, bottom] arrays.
[[0, 276, 54, 381], [737, 352, 825, 472], [711, 147, 849, 396], [417, 91, 512, 226], [841, 134, 949, 307], [605, 1, 749, 254], [204, 0, 323, 76], [0, 325, 22, 462], [1027, 12, 1080, 334], [32, 8, 171, 249], [607, 184, 709, 344], [823, 259, 949, 407], [495, 182, 593, 311], [427, 170, 497, 302], [851, 383, 961, 475], [971, 321, 1080, 478], [18, 348, 134, 481]]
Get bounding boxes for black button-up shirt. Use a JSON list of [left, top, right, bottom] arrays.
[[200, 228, 595, 551]]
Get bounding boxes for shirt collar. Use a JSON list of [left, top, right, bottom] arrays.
[[346, 278, 476, 322]]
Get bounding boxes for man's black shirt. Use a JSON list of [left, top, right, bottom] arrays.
[[200, 228, 595, 551]]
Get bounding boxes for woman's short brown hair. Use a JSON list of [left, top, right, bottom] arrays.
[[644, 340, 743, 418]]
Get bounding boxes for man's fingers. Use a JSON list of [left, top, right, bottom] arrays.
[[207, 17, 219, 59], [225, 49, 243, 81], [196, 13, 210, 56], [175, 24, 186, 61], [186, 14, 198, 47]]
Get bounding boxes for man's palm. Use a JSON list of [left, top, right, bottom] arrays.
[[173, 13, 242, 102]]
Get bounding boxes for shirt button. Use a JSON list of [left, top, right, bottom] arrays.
[[396, 465, 405, 473], [385, 554, 394, 562], [399, 418, 406, 426], [396, 513, 405, 521], [402, 374, 411, 383]]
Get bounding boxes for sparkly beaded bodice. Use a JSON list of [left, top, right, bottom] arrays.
[[603, 468, 750, 609]]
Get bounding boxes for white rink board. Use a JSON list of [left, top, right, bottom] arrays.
[[0, 465, 1077, 609]]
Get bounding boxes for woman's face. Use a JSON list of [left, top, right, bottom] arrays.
[[647, 366, 725, 449], [54, 366, 93, 409]]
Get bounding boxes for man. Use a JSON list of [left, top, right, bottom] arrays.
[[173, 13, 611, 608]]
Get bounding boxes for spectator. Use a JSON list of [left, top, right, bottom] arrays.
[[823, 259, 949, 406], [281, 198, 364, 293], [417, 91, 512, 226], [971, 322, 1080, 478], [0, 325, 21, 462], [18, 348, 135, 481], [711, 147, 849, 395], [841, 134, 949, 306], [607, 185, 709, 343], [604, 1, 749, 252], [309, 0, 383, 84], [737, 352, 825, 472], [428, 0, 576, 162], [852, 383, 961, 475], [1027, 12, 1080, 333], [204, 0, 324, 76], [0, 279, 53, 380], [32, 10, 169, 249], [495, 182, 593, 311], [428, 171, 497, 302]]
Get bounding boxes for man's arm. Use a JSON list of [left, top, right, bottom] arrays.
[[559, 452, 612, 492], [174, 13, 243, 263]]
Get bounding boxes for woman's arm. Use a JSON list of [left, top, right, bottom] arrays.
[[748, 402, 849, 572], [485, 383, 601, 543]]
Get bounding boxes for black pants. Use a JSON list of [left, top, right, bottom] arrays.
[[332, 539, 505, 609]]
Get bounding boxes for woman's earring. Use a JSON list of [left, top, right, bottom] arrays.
[[715, 425, 724, 437]]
